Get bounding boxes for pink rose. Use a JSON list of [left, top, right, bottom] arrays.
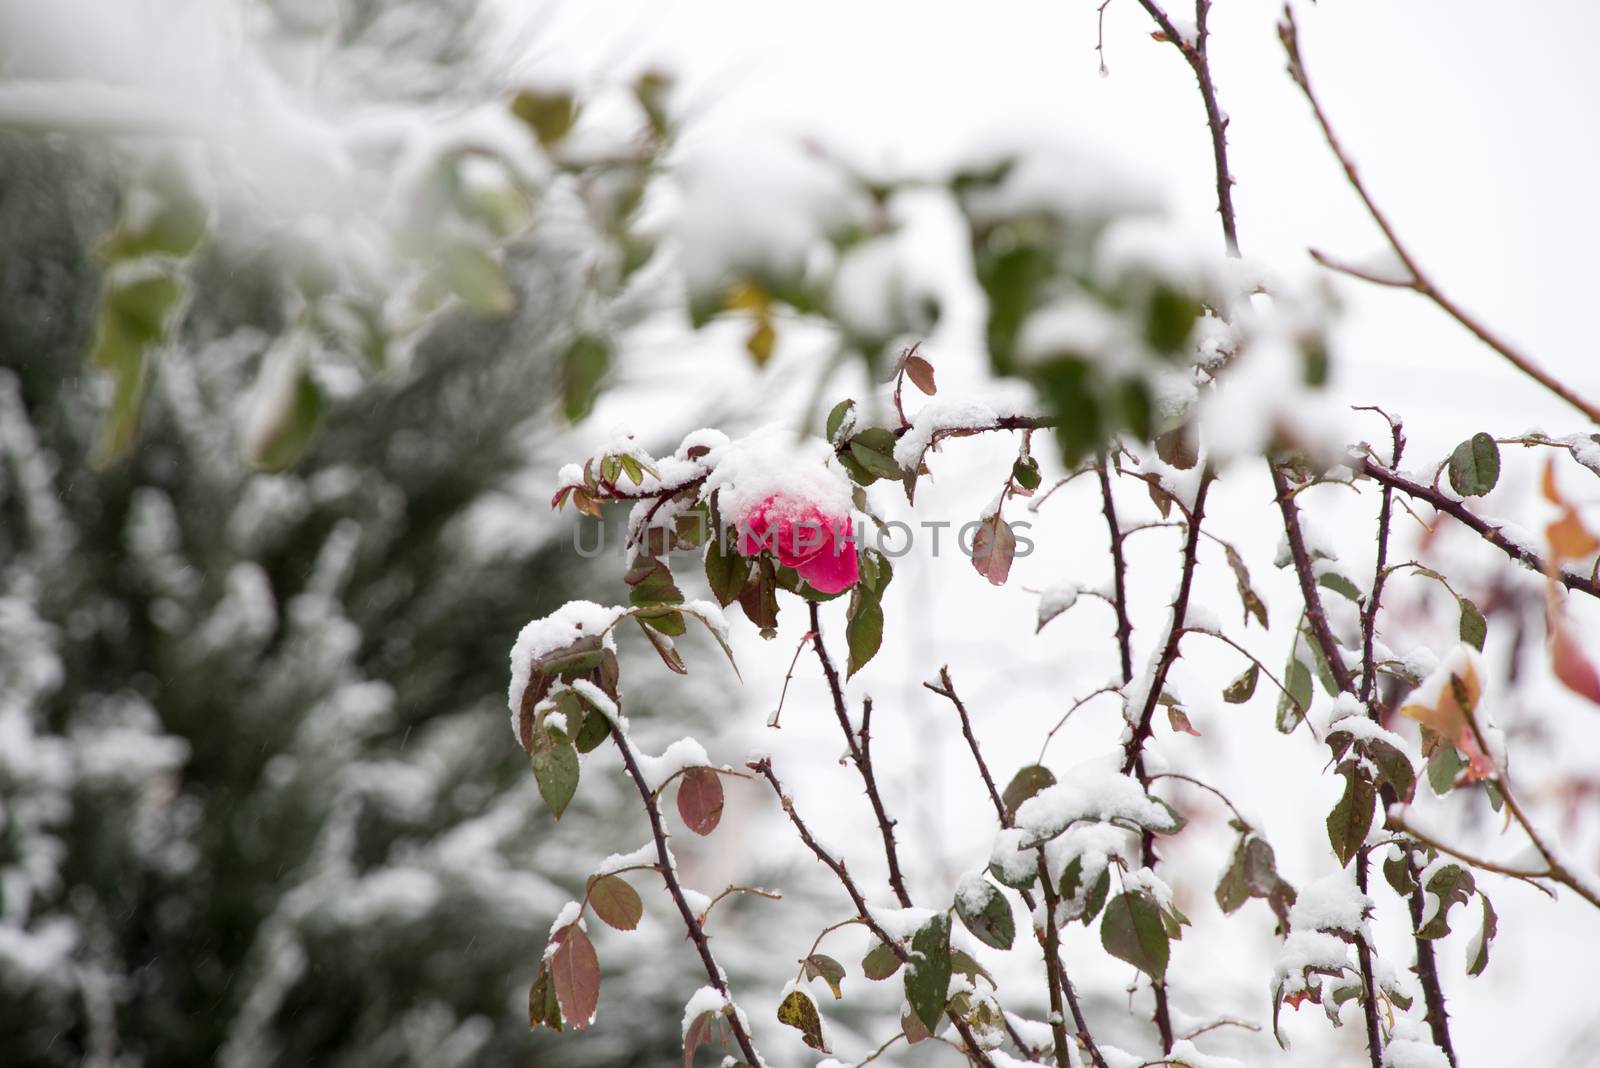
[[737, 494, 859, 594]]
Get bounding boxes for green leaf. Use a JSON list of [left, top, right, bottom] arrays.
[[1083, 869, 1110, 924], [1318, 571, 1362, 602], [1002, 765, 1056, 821], [825, 399, 856, 443], [528, 962, 564, 1032], [1467, 892, 1497, 977], [627, 558, 685, 607], [1382, 850, 1417, 897], [704, 537, 750, 608], [1326, 762, 1376, 868], [1363, 736, 1417, 801], [1215, 833, 1297, 932], [441, 244, 515, 315], [1059, 855, 1084, 901], [511, 89, 577, 145], [563, 334, 613, 423], [1276, 655, 1313, 733], [249, 357, 326, 473], [572, 702, 613, 754], [849, 428, 902, 480], [954, 875, 1015, 951], [950, 948, 995, 989], [1012, 457, 1042, 490], [587, 874, 643, 932], [1458, 596, 1487, 652], [1145, 285, 1202, 355], [1448, 432, 1500, 497], [532, 725, 581, 819], [803, 954, 846, 1000], [862, 941, 902, 981], [1426, 746, 1468, 796], [845, 586, 884, 679], [904, 913, 952, 1032], [776, 988, 828, 1052], [1416, 863, 1476, 940], [1100, 890, 1170, 980], [1223, 663, 1260, 704]]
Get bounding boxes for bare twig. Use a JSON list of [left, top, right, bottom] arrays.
[[1355, 414, 1461, 1064], [809, 602, 912, 908], [1268, 463, 1382, 1067], [1350, 457, 1600, 600], [926, 668, 1109, 1068], [1098, 461, 1135, 684], [749, 759, 999, 1067], [1280, 8, 1600, 425], [1133, 0, 1240, 255], [1406, 855, 1459, 1066], [1384, 811, 1561, 900], [1121, 472, 1213, 775], [610, 731, 765, 1066], [1270, 464, 1359, 695]]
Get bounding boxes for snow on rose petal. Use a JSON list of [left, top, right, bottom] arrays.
[[736, 494, 858, 593]]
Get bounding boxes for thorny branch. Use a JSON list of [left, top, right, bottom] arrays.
[[808, 601, 912, 909], [927, 668, 1109, 1068], [1116, 468, 1211, 1055], [1356, 412, 1457, 1063], [1350, 456, 1600, 600], [749, 758, 1000, 1067], [608, 730, 765, 1067], [1133, 0, 1240, 255], [1270, 463, 1384, 1067]]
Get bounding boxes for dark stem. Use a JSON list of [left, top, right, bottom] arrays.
[[1133, 0, 1240, 256], [1117, 470, 1210, 1055], [1360, 417, 1457, 1063], [610, 731, 764, 1067], [1351, 456, 1600, 600], [1270, 461, 1384, 1067], [927, 668, 1109, 1068], [1352, 854, 1386, 1068], [750, 759, 997, 1067], [1407, 856, 1459, 1066], [1360, 414, 1406, 706], [1120, 472, 1213, 776], [1269, 463, 1358, 695], [1097, 461, 1135, 684], [808, 601, 912, 908]]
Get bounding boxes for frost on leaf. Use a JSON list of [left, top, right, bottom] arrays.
[[903, 912, 953, 1032]]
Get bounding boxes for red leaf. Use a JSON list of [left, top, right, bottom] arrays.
[[677, 767, 725, 835], [549, 925, 600, 1029], [1553, 616, 1600, 705], [903, 354, 937, 395], [684, 1009, 717, 1068], [970, 513, 1016, 586], [1167, 706, 1202, 736]]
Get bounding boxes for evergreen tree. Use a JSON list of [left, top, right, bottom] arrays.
[[0, 116, 708, 1068]]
